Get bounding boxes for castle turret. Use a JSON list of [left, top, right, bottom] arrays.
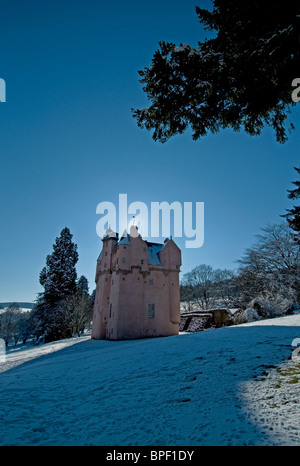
[[91, 228, 118, 339]]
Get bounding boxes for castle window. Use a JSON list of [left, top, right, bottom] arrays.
[[124, 246, 127, 249], [122, 257, 126, 263], [105, 277, 108, 282], [148, 303, 155, 318], [141, 259, 144, 265], [105, 252, 108, 256], [143, 247, 146, 252], [149, 279, 154, 285], [117, 258, 118, 264], [123, 277, 125, 281], [109, 303, 112, 317], [104, 263, 107, 268]]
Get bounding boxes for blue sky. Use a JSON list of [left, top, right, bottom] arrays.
[[0, 0, 299, 302]]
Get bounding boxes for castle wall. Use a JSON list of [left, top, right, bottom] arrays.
[[91, 271, 111, 339], [159, 239, 181, 326], [107, 268, 144, 340]]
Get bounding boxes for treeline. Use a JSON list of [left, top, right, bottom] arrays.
[[181, 168, 300, 321], [0, 302, 34, 310], [0, 304, 32, 346], [180, 223, 299, 319], [0, 228, 94, 347]]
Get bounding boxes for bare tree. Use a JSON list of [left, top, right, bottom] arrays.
[[181, 265, 236, 310], [0, 304, 21, 346], [238, 222, 300, 305], [182, 265, 215, 310], [57, 292, 93, 338], [213, 269, 236, 306]]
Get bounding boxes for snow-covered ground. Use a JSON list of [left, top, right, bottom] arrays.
[[0, 315, 299, 446]]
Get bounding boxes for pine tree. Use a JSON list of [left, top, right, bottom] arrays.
[[286, 167, 300, 242], [132, 0, 300, 144], [39, 227, 79, 305], [33, 227, 79, 342], [77, 275, 89, 295]]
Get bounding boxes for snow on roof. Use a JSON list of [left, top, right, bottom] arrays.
[[118, 234, 131, 245], [146, 242, 164, 265], [103, 227, 118, 239]]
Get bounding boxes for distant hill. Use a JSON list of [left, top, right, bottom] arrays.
[[0, 302, 34, 310]]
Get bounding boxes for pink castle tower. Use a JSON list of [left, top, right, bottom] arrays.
[[91, 225, 181, 340]]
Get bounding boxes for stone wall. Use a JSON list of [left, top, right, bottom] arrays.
[[179, 314, 213, 332], [180, 308, 233, 333]]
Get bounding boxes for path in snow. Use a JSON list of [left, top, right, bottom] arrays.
[[0, 316, 299, 446]]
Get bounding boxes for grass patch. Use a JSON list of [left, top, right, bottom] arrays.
[[277, 364, 300, 376], [275, 363, 300, 387], [286, 376, 299, 384]]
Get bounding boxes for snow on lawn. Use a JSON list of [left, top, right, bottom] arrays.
[[0, 335, 91, 373], [0, 316, 300, 446]]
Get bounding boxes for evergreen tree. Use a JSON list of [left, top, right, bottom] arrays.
[[33, 227, 79, 342], [285, 167, 300, 242], [77, 275, 89, 295], [132, 0, 299, 144], [39, 227, 79, 306]]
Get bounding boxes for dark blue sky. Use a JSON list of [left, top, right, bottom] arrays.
[[0, 0, 299, 302]]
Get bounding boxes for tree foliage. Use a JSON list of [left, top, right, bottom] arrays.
[[32, 227, 82, 342], [132, 0, 299, 143], [77, 275, 89, 296], [181, 222, 300, 315], [285, 167, 300, 241], [0, 304, 31, 346], [39, 227, 79, 306], [56, 292, 93, 338], [237, 222, 300, 303], [181, 264, 237, 310]]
